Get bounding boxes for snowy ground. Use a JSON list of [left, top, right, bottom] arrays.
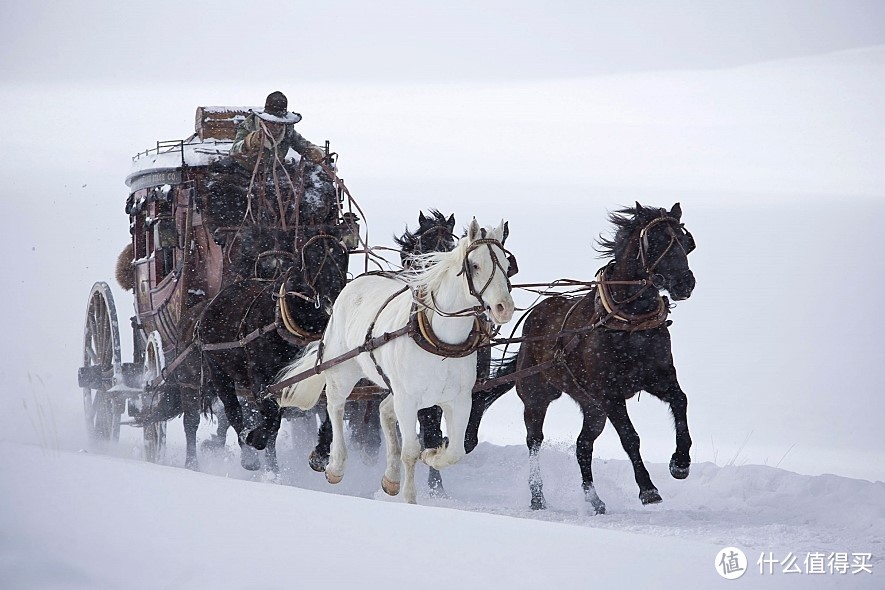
[[2, 414, 882, 589]]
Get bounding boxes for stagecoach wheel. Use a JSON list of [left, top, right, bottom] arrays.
[[142, 332, 167, 463], [80, 282, 123, 442]]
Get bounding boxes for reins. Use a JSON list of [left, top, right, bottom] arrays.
[[269, 236, 512, 396]]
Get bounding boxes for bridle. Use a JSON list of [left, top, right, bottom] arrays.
[[637, 211, 695, 286], [274, 234, 347, 309], [410, 235, 517, 356], [594, 210, 694, 327], [414, 225, 455, 256], [412, 233, 518, 324], [461, 237, 518, 311], [300, 233, 347, 307]]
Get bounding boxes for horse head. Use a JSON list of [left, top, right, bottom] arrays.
[[297, 232, 349, 317], [599, 202, 697, 301], [395, 210, 457, 266], [636, 202, 696, 300], [463, 218, 515, 325]]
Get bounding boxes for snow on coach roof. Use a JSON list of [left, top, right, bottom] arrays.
[[125, 137, 233, 191], [125, 106, 255, 192]]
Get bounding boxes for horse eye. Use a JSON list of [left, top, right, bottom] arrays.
[[472, 262, 480, 271]]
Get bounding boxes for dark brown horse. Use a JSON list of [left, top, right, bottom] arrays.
[[468, 202, 696, 512], [205, 229, 347, 472], [164, 223, 349, 473]]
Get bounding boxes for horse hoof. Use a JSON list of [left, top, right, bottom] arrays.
[[419, 448, 433, 465], [308, 450, 329, 473], [241, 458, 261, 471], [428, 482, 448, 499], [325, 469, 343, 484], [240, 446, 261, 471], [640, 489, 662, 505], [185, 459, 200, 472], [669, 458, 690, 479], [381, 475, 400, 496], [530, 497, 547, 511], [245, 428, 268, 451], [594, 504, 606, 515]]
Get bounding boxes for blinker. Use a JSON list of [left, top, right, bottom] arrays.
[[506, 252, 519, 278], [683, 230, 696, 254]]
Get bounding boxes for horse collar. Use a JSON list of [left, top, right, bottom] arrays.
[[410, 301, 486, 358], [277, 282, 323, 344], [595, 265, 669, 332]]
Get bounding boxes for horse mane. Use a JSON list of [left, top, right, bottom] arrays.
[[393, 209, 449, 252], [399, 232, 470, 295], [595, 204, 658, 260]]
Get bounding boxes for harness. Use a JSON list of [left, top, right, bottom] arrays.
[[593, 210, 692, 333], [269, 236, 515, 398], [472, 212, 691, 394]]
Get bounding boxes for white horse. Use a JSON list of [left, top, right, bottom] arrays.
[[277, 219, 515, 503]]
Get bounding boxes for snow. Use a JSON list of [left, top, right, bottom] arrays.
[[2, 433, 882, 589], [127, 137, 233, 178]]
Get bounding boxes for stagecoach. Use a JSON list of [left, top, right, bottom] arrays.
[[77, 105, 362, 461], [76, 103, 698, 509]]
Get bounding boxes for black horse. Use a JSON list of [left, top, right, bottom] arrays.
[[169, 222, 348, 473], [466, 202, 696, 512]]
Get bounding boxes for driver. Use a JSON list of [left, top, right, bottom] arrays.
[[230, 91, 325, 169]]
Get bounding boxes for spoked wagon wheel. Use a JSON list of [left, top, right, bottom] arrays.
[[142, 332, 168, 463], [79, 282, 123, 442]]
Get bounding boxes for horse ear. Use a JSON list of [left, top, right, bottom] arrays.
[[418, 211, 428, 227], [468, 218, 481, 242], [490, 219, 506, 242], [635, 201, 643, 214], [670, 202, 682, 220], [502, 220, 510, 244], [446, 213, 455, 231]]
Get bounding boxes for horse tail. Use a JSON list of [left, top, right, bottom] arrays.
[[277, 341, 325, 410], [115, 243, 134, 291], [477, 353, 519, 407]]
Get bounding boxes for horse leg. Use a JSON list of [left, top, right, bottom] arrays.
[[255, 396, 282, 476], [215, 400, 230, 441], [310, 409, 332, 473], [519, 377, 558, 510], [347, 400, 382, 464], [421, 399, 468, 471], [362, 399, 382, 461], [646, 376, 692, 480], [379, 395, 401, 496], [206, 357, 259, 471], [464, 348, 508, 454], [394, 395, 422, 504], [182, 388, 201, 471], [324, 374, 358, 484], [576, 403, 607, 514], [418, 406, 446, 497], [606, 397, 661, 504], [201, 396, 229, 450]]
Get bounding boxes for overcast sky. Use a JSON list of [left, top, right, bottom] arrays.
[[2, 0, 885, 84]]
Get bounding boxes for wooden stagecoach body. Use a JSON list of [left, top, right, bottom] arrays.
[[78, 106, 359, 455]]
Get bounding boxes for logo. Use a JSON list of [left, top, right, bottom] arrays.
[[716, 547, 748, 580]]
